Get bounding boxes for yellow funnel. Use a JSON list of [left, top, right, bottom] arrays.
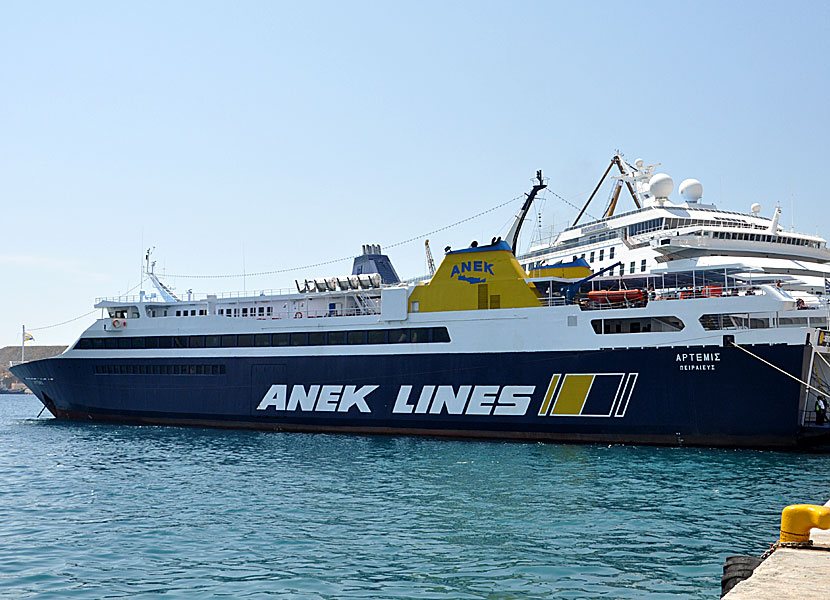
[[780, 504, 830, 543]]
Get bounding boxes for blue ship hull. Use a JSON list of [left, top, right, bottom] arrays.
[[10, 343, 826, 447]]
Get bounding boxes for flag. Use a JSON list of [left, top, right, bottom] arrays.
[[826, 278, 830, 295], [23, 333, 34, 342]]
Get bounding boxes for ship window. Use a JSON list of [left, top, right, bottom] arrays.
[[153, 365, 160, 375], [599, 249, 604, 261], [190, 310, 196, 316], [211, 365, 220, 375], [174, 336, 189, 349], [176, 310, 181, 317], [188, 365, 196, 375], [389, 329, 409, 343], [219, 365, 226, 375], [589, 251, 595, 263], [118, 338, 130, 349], [640, 259, 646, 272], [78, 339, 93, 350], [205, 335, 220, 348], [411, 328, 429, 343], [158, 336, 173, 349], [273, 333, 289, 346], [367, 330, 386, 344], [609, 247, 615, 259], [189, 336, 205, 348], [432, 327, 451, 343], [254, 334, 270, 347], [699, 314, 746, 331], [629, 262, 635, 274], [592, 316, 685, 334], [242, 308, 248, 316], [199, 309, 206, 316], [347, 330, 367, 345], [327, 331, 347, 345], [267, 307, 273, 316], [221, 335, 237, 347], [258, 307, 265, 316], [218, 309, 224, 315], [131, 337, 146, 349], [145, 337, 159, 349], [290, 333, 307, 346], [92, 338, 104, 350], [237, 334, 254, 347], [308, 332, 326, 346]]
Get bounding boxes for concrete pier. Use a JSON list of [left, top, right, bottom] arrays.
[[723, 499, 830, 599]]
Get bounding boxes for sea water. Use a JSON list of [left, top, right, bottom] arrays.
[[0, 394, 827, 599]]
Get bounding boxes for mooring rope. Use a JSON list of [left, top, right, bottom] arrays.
[[731, 341, 828, 396]]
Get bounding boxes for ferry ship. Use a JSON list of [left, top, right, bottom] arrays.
[[11, 170, 830, 448]]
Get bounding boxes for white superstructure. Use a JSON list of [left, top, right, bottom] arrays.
[[519, 155, 830, 294]]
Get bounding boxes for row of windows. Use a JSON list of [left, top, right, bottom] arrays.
[[76, 327, 451, 350], [627, 217, 665, 237], [175, 309, 208, 317], [586, 247, 615, 264], [711, 231, 817, 247], [94, 364, 227, 375], [217, 306, 273, 317]]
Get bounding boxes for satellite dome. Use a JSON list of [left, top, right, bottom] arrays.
[[649, 173, 674, 199], [679, 178, 703, 203], [751, 203, 761, 214], [634, 158, 644, 169]]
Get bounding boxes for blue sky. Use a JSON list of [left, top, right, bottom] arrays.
[[2, 1, 829, 346]]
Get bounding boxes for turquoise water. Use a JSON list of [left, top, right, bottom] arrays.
[[0, 395, 827, 599]]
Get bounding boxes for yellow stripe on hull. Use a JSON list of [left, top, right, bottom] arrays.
[[551, 374, 594, 415]]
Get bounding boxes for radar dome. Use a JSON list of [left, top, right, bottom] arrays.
[[679, 178, 703, 203], [649, 173, 674, 199], [634, 158, 644, 169], [751, 203, 761, 214]]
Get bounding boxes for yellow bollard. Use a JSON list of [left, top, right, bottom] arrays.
[[780, 504, 830, 543]]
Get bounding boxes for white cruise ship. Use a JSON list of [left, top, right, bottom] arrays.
[[518, 155, 830, 296]]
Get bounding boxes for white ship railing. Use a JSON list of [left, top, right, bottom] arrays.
[[97, 287, 300, 304]]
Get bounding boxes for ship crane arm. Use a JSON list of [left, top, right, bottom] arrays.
[[573, 155, 643, 227], [506, 170, 547, 254]]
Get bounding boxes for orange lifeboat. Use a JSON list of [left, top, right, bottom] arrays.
[[586, 289, 646, 305]]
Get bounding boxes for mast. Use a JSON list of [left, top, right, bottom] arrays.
[[506, 170, 547, 254], [21, 325, 25, 364], [144, 248, 180, 303]]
